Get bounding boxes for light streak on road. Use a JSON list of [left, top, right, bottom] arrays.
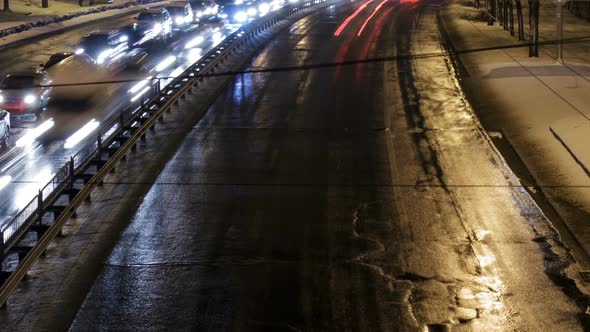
[[356, 0, 388, 37], [15, 119, 55, 148], [156, 56, 177, 72], [13, 167, 53, 209], [334, 0, 375, 36], [128, 76, 153, 94], [212, 32, 225, 45], [0, 175, 11, 191], [169, 66, 185, 78], [130, 86, 151, 102], [187, 48, 202, 61], [64, 119, 100, 149], [185, 36, 205, 49]]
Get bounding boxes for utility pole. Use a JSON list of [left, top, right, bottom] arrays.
[[3, 0, 10, 12], [556, 0, 564, 63], [529, 0, 539, 57]]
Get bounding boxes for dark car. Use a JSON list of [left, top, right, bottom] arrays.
[[188, 0, 219, 20], [41, 52, 73, 70], [79, 31, 129, 64], [0, 110, 9, 149], [0, 71, 52, 117], [166, 5, 194, 29], [218, 1, 257, 23], [128, 9, 174, 47]]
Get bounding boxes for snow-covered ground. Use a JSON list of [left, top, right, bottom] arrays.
[[441, 0, 590, 264]]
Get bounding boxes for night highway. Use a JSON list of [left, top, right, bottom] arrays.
[[0, 0, 589, 330]]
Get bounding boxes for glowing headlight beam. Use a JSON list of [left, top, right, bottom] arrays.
[[24, 95, 36, 104], [64, 119, 100, 149], [155, 55, 176, 72], [185, 35, 205, 49], [130, 86, 151, 102], [15, 119, 55, 148], [128, 76, 152, 94], [0, 175, 11, 191]]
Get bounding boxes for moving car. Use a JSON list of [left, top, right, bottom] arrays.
[[218, 0, 258, 24], [165, 3, 194, 29], [128, 9, 174, 47], [79, 31, 129, 64], [46, 54, 114, 103], [0, 71, 52, 117], [188, 0, 219, 21], [0, 110, 9, 149]]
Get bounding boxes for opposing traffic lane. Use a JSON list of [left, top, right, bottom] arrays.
[[63, 0, 590, 330]]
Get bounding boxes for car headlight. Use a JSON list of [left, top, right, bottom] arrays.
[[153, 23, 163, 34], [234, 11, 247, 22], [24, 95, 36, 104], [247, 7, 257, 16], [259, 3, 270, 13], [175, 16, 185, 25]]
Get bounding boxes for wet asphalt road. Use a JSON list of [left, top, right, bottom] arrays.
[[0, 13, 137, 73], [70, 0, 585, 330]]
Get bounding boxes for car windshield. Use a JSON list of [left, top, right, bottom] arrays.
[[0, 76, 35, 89], [222, 4, 242, 10], [167, 7, 184, 14], [137, 12, 161, 21]]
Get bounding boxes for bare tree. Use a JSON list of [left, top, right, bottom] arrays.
[[509, 0, 515, 35], [489, 0, 496, 25], [516, 0, 524, 40], [529, 0, 540, 56]]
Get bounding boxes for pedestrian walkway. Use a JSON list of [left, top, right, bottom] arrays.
[[440, 0, 590, 264]]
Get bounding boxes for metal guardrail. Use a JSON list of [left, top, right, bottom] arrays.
[[0, 0, 336, 306]]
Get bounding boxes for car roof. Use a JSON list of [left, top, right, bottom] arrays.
[[142, 8, 167, 13], [3, 71, 44, 78]]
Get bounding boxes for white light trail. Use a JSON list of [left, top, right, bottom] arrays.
[[130, 86, 151, 102], [128, 76, 152, 94], [155, 55, 177, 72], [185, 36, 205, 49], [64, 119, 100, 149], [15, 119, 55, 148], [0, 175, 11, 191], [169, 66, 185, 78]]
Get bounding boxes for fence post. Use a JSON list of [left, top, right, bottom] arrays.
[[69, 157, 75, 176], [37, 190, 43, 221], [97, 133, 102, 152]]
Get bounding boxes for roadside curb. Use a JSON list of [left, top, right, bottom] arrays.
[[0, 0, 168, 50]]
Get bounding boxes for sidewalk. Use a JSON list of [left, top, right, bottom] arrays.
[[440, 0, 590, 262], [0, 0, 168, 48]]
